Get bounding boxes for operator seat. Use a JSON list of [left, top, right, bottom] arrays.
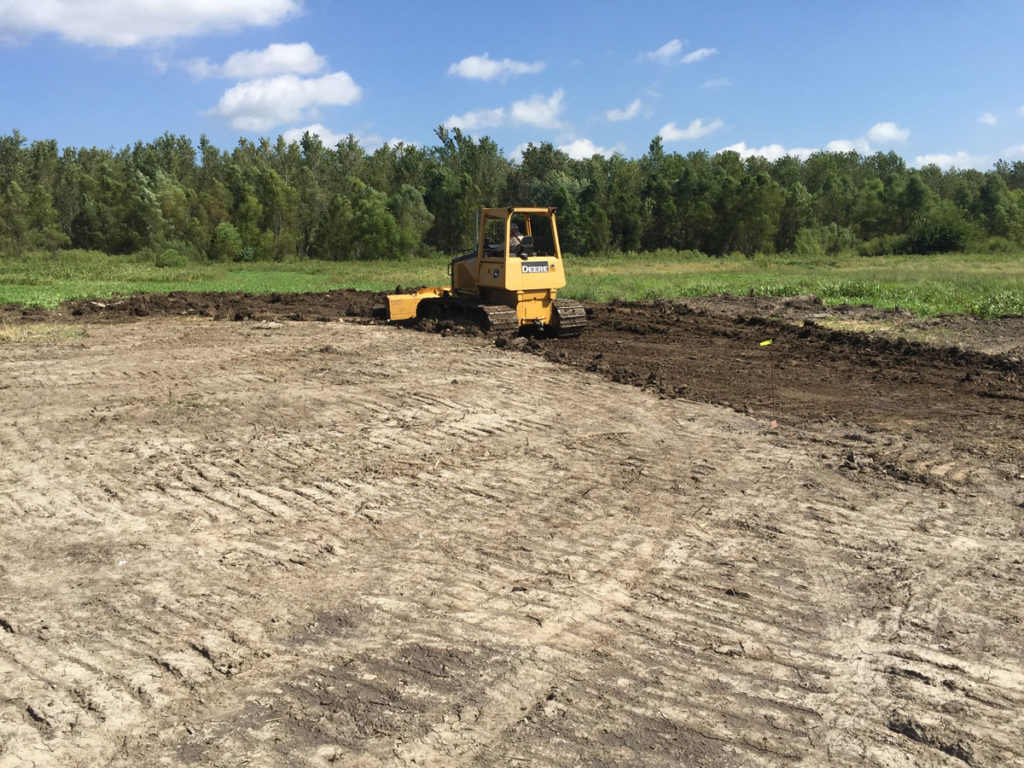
[[514, 235, 535, 257]]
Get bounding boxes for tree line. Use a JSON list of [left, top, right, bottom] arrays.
[[1, 127, 1023, 261]]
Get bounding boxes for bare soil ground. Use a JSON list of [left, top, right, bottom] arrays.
[[1, 292, 1022, 767]]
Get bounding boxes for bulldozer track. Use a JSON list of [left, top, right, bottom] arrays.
[[416, 297, 583, 337], [417, 297, 518, 333], [478, 303, 518, 333], [553, 299, 587, 337]]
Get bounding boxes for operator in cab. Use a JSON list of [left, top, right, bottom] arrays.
[[509, 223, 523, 249]]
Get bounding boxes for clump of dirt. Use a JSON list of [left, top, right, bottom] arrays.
[[405, 316, 486, 338]]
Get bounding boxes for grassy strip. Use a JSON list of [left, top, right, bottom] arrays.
[[0, 250, 442, 308], [0, 322, 84, 344], [566, 250, 1024, 317], [1, 249, 1022, 318]]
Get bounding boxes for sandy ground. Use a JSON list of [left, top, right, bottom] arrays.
[[1, 304, 1023, 767]]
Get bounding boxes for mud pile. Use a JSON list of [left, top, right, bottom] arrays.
[[14, 289, 388, 323]]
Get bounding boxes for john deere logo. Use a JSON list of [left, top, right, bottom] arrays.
[[521, 262, 549, 274]]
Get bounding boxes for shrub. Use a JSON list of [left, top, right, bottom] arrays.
[[155, 248, 186, 268], [135, 239, 202, 266], [794, 224, 857, 257], [967, 236, 1019, 254], [721, 250, 749, 263], [901, 203, 972, 254], [858, 234, 902, 257], [210, 222, 243, 261]]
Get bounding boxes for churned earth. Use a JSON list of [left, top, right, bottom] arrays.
[[1, 291, 1022, 767]]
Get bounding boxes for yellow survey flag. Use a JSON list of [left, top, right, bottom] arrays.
[[760, 339, 773, 346]]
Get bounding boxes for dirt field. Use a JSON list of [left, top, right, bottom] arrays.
[[1, 292, 1022, 767]]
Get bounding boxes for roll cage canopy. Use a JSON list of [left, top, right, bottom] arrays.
[[479, 206, 561, 259]]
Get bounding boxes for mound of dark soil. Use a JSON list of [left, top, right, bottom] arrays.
[[524, 299, 1024, 474], [55, 289, 388, 323]]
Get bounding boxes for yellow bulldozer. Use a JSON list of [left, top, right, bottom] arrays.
[[387, 206, 586, 336]]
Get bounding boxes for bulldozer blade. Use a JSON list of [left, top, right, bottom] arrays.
[[387, 287, 445, 322]]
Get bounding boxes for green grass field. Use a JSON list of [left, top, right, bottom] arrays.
[[1, 248, 1022, 318]]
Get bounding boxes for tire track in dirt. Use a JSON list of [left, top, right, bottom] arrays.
[[381, 535, 666, 768], [2, 319, 1022, 767], [129, 329, 747, 765]]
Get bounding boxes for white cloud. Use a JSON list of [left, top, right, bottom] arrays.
[[817, 122, 908, 156], [639, 39, 716, 65], [823, 120, 913, 155], [211, 72, 362, 132], [150, 52, 171, 73], [640, 38, 683, 64], [605, 98, 641, 122], [913, 151, 988, 170], [978, 112, 997, 126], [444, 107, 506, 131], [1004, 144, 1024, 159], [826, 138, 872, 154], [559, 138, 614, 159], [447, 53, 545, 80], [866, 121, 909, 143], [703, 77, 730, 89], [187, 42, 326, 79], [510, 89, 565, 128], [659, 118, 723, 142], [184, 58, 220, 78], [445, 89, 564, 133], [719, 142, 815, 161], [223, 42, 325, 79], [682, 47, 717, 64], [0, 0, 299, 47]]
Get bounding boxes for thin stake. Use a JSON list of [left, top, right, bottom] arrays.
[[760, 339, 777, 427]]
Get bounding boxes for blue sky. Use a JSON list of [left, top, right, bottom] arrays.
[[2, 0, 1023, 169]]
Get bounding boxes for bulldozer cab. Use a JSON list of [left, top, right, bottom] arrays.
[[479, 207, 561, 260]]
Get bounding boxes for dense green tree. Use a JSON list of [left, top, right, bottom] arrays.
[[349, 181, 402, 259], [603, 154, 645, 250], [2, 127, 1023, 261], [433, 127, 508, 207], [153, 170, 192, 243], [529, 170, 588, 253], [0, 130, 26, 189], [256, 167, 299, 259], [210, 221, 243, 261], [311, 193, 354, 260], [902, 199, 971, 254], [995, 160, 1024, 191], [730, 172, 785, 254], [0, 181, 70, 256], [974, 174, 1012, 236], [640, 138, 678, 250], [425, 167, 478, 254], [583, 201, 612, 253], [388, 184, 434, 256], [776, 182, 813, 251], [894, 174, 932, 230]]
